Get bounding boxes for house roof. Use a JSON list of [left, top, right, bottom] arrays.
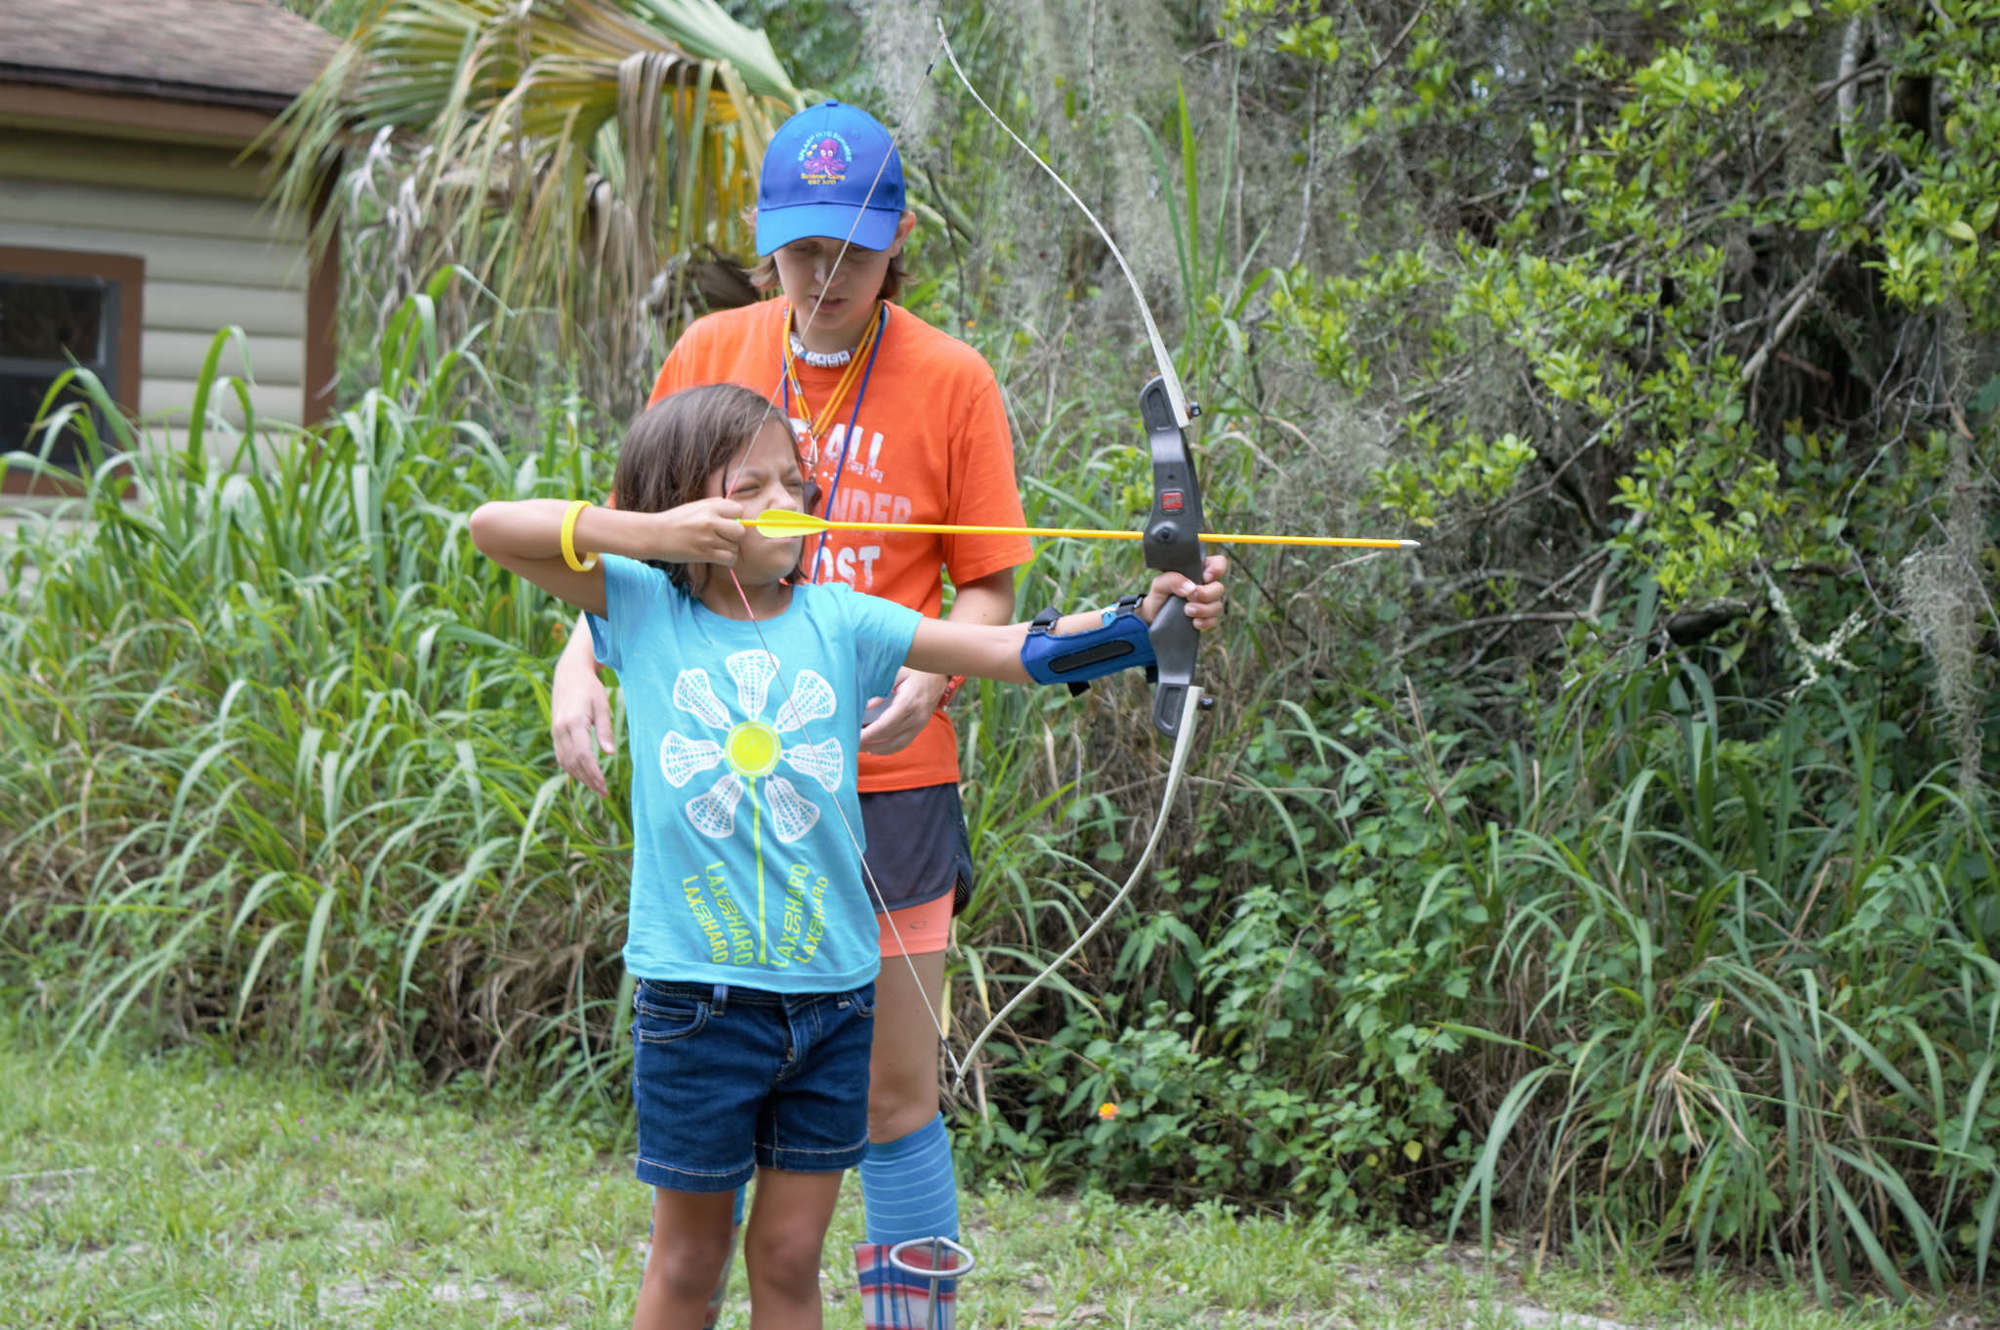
[[0, 0, 337, 113]]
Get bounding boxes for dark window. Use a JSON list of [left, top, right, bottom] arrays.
[[0, 249, 143, 493], [0, 275, 123, 468]]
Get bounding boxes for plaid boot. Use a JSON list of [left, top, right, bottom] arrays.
[[854, 1240, 961, 1330]]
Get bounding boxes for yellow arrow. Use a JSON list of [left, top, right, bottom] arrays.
[[742, 509, 1419, 550]]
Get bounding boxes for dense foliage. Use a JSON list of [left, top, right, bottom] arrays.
[[6, 0, 1999, 1302], [270, 0, 803, 410]]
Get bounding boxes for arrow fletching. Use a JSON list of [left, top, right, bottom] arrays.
[[744, 509, 844, 539]]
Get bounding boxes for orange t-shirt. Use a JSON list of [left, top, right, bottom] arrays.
[[647, 298, 1032, 792]]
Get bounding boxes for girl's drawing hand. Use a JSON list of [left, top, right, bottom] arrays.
[[655, 499, 747, 566], [1139, 554, 1229, 630]]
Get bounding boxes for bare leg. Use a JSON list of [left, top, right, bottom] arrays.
[[867, 949, 949, 1144], [742, 1168, 845, 1330], [635, 1188, 737, 1330]]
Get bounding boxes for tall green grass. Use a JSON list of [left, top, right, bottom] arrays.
[[1444, 624, 2000, 1300], [1, 283, 636, 1106]]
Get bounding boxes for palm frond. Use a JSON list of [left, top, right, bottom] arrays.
[[270, 0, 802, 410]]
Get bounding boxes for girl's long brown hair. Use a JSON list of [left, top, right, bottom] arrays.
[[613, 384, 811, 591]]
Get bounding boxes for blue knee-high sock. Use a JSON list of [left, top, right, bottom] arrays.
[[858, 1113, 959, 1246]]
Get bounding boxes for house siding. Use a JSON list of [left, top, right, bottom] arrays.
[[0, 150, 316, 437]]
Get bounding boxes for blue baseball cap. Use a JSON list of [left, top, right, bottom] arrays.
[[755, 101, 905, 256]]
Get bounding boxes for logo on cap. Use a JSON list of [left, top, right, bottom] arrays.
[[797, 134, 851, 187]]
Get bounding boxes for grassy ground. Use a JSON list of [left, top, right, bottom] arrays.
[[2, 1035, 1991, 1329]]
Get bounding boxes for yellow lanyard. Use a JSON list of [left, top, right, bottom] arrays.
[[781, 301, 884, 442]]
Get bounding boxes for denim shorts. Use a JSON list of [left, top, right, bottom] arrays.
[[630, 978, 875, 1193]]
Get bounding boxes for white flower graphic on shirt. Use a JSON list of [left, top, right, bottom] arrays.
[[658, 649, 843, 844]]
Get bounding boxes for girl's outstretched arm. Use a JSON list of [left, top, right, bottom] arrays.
[[467, 498, 746, 615], [903, 555, 1229, 682]]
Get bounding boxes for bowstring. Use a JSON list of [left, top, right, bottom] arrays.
[[930, 18, 1217, 1077], [716, 22, 963, 1080]]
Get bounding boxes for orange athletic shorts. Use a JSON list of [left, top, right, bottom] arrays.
[[877, 892, 954, 957]]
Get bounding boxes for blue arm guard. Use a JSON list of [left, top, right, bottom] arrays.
[[1020, 596, 1157, 694]]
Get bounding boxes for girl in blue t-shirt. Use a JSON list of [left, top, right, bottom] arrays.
[[469, 382, 1224, 1330]]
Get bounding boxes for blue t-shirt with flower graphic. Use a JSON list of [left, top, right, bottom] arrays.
[[588, 555, 920, 992]]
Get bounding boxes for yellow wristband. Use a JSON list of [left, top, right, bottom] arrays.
[[560, 500, 599, 573]]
